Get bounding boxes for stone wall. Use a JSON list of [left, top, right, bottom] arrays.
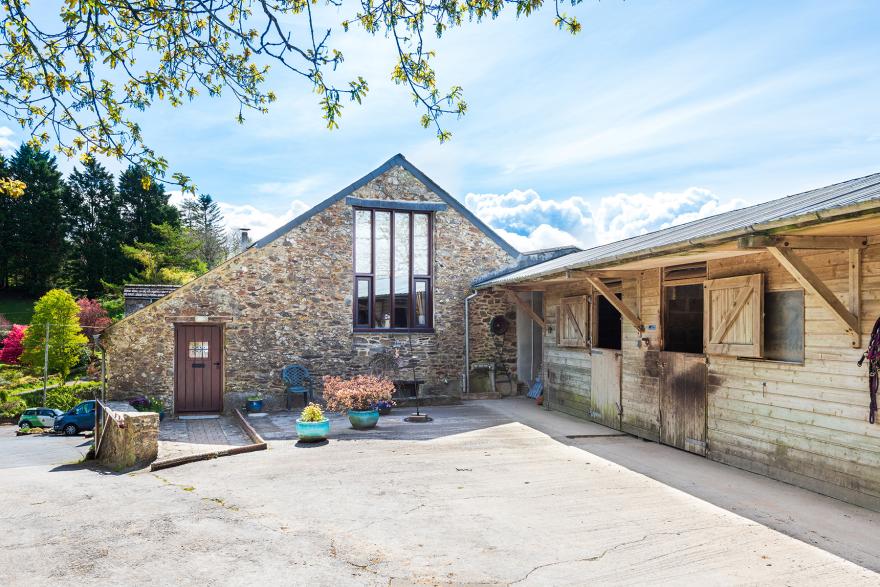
[[104, 164, 515, 412], [96, 403, 159, 469], [467, 287, 517, 394]]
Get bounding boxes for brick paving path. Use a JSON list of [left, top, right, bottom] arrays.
[[157, 417, 252, 462]]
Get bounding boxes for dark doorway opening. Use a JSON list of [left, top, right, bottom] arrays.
[[663, 284, 703, 354], [596, 294, 622, 350]]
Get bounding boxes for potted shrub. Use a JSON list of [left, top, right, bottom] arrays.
[[376, 399, 395, 416], [296, 402, 330, 442], [246, 394, 264, 413], [323, 374, 394, 430]]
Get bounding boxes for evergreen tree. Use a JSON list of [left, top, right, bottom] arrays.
[[6, 145, 67, 294], [0, 155, 12, 288], [118, 165, 180, 245], [181, 194, 227, 269], [64, 158, 127, 296], [122, 222, 206, 284]]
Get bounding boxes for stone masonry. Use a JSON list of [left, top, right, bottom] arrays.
[[104, 162, 516, 412]]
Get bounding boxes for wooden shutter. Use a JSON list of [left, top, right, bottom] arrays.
[[704, 274, 763, 357], [557, 295, 589, 348]]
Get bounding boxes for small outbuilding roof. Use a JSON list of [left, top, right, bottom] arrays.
[[122, 284, 181, 299], [475, 171, 880, 288]]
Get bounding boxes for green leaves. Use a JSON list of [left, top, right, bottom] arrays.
[[0, 0, 585, 185]]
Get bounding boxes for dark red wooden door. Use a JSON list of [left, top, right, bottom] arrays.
[[175, 324, 223, 413]]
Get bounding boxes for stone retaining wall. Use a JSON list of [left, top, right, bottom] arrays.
[[97, 403, 158, 469]]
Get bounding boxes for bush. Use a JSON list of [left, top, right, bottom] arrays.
[[45, 388, 79, 412], [76, 298, 111, 337], [21, 290, 88, 379], [0, 325, 27, 364], [322, 375, 394, 413], [0, 397, 26, 419], [299, 402, 325, 422]]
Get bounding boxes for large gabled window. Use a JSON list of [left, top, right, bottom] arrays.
[[353, 208, 432, 331]]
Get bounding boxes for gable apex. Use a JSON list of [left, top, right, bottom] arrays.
[[252, 154, 519, 257]]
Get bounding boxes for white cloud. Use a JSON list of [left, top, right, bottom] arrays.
[[466, 187, 747, 252], [0, 126, 15, 154], [170, 190, 311, 240], [217, 200, 310, 240]]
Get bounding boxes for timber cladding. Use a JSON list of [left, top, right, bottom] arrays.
[[539, 240, 880, 510]]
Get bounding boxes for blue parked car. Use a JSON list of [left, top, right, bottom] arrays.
[[53, 400, 96, 436]]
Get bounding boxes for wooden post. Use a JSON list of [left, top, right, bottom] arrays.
[[42, 323, 49, 405], [849, 248, 861, 323]]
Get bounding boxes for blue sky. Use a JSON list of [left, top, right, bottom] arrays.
[[4, 1, 880, 251]]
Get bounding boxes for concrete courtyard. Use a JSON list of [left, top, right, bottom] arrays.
[[1, 399, 878, 585]]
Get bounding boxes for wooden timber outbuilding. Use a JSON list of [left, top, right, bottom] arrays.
[[474, 173, 880, 511]]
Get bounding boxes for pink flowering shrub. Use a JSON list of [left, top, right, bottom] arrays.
[[322, 374, 395, 412], [0, 325, 27, 364]]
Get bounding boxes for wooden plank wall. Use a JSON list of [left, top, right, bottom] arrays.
[[544, 282, 593, 418], [705, 240, 880, 510], [620, 270, 662, 440]]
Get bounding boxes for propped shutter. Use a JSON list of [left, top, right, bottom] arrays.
[[704, 274, 763, 357], [558, 295, 589, 348]]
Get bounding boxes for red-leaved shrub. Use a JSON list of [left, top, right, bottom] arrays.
[[76, 298, 112, 336], [0, 325, 27, 364], [322, 374, 395, 412]]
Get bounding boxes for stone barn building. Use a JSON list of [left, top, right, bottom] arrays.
[[104, 155, 527, 412]]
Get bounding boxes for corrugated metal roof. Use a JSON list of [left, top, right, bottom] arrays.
[[476, 171, 880, 287]]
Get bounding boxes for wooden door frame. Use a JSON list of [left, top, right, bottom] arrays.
[[173, 322, 226, 414]]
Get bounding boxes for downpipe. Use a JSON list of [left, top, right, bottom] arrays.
[[463, 290, 479, 395]]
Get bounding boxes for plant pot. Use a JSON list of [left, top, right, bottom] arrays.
[[348, 409, 379, 430], [246, 399, 264, 413], [378, 406, 392, 416], [296, 418, 330, 442]]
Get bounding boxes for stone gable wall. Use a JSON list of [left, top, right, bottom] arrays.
[[104, 165, 515, 412]]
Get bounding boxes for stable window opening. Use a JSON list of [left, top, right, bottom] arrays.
[[595, 293, 623, 350], [663, 284, 704, 353], [763, 290, 805, 363]]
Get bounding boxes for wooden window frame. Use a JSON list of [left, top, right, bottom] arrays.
[[352, 207, 434, 333], [557, 294, 589, 348]]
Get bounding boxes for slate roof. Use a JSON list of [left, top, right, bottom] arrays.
[[122, 284, 180, 299], [475, 171, 880, 288], [253, 154, 519, 257]]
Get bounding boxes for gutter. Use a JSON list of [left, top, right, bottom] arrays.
[[463, 290, 479, 395], [476, 200, 880, 288]]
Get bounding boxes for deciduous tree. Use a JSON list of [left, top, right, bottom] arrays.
[[20, 289, 88, 379], [0, 1, 582, 192]]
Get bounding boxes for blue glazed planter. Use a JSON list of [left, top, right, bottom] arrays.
[[296, 418, 330, 442], [348, 409, 380, 430], [246, 399, 263, 412]]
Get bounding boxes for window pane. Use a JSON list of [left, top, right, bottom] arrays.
[[414, 214, 429, 275], [414, 280, 429, 327], [356, 279, 370, 326], [374, 212, 391, 328], [393, 212, 410, 328], [188, 341, 209, 358], [764, 290, 804, 362], [355, 210, 372, 274]]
